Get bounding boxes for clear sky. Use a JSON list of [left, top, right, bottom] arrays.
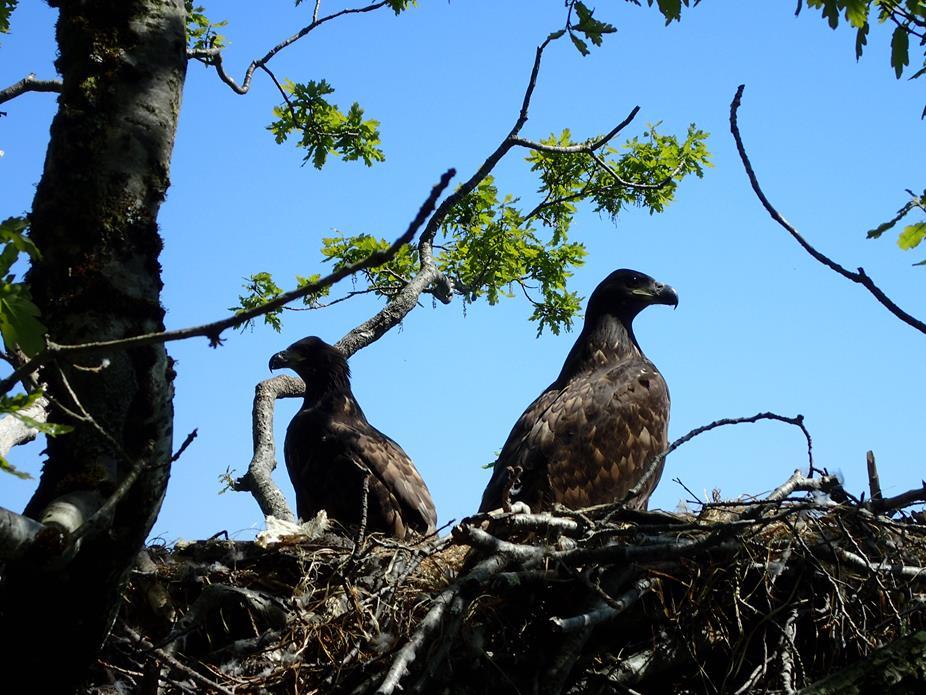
[[1, 1, 923, 542]]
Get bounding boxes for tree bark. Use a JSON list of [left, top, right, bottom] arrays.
[[0, 0, 186, 690]]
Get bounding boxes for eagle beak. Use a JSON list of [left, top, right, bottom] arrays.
[[269, 350, 290, 371], [652, 282, 679, 309]]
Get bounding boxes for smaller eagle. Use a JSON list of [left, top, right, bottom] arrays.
[[269, 337, 437, 539], [479, 269, 678, 514]]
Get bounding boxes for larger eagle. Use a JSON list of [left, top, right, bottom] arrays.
[[479, 269, 678, 513], [270, 337, 437, 539]]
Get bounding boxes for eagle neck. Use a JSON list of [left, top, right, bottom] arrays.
[[558, 314, 641, 381], [299, 369, 354, 409]]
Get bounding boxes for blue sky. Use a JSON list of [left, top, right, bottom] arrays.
[[1, 1, 923, 541]]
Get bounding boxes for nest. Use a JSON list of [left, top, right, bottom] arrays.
[[85, 471, 926, 694]]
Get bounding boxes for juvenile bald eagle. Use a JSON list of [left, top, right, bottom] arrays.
[[479, 269, 677, 513], [269, 337, 437, 539]]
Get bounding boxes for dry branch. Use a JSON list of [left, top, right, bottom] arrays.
[[0, 73, 62, 105], [730, 84, 926, 336]]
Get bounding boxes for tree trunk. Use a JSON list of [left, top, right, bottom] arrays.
[[0, 0, 185, 690]]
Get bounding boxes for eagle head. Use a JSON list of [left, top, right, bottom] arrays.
[[269, 336, 351, 387], [587, 269, 678, 323]]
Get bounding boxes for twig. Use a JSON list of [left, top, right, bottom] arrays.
[[0, 74, 62, 105], [868, 483, 926, 514], [588, 150, 687, 191], [189, 2, 393, 94], [377, 553, 510, 694], [551, 577, 655, 632], [511, 107, 640, 154], [624, 412, 814, 506], [832, 546, 926, 582], [170, 429, 198, 462], [730, 84, 926, 336], [866, 450, 882, 503], [123, 626, 235, 695]]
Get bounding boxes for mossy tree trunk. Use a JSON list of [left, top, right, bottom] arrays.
[[0, 0, 186, 690]]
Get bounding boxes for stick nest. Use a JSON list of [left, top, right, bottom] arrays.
[[85, 471, 926, 694]]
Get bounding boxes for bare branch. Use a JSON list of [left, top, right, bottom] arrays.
[[730, 84, 926, 336], [0, 74, 62, 106], [866, 450, 883, 503], [0, 506, 46, 560], [0, 395, 47, 458], [234, 375, 304, 521], [551, 577, 655, 632], [624, 412, 814, 507], [170, 428, 199, 462], [868, 482, 926, 514], [588, 149, 687, 191], [511, 106, 640, 154], [189, 2, 393, 95]]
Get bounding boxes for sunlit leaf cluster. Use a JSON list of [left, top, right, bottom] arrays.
[[268, 79, 384, 169], [320, 233, 419, 292], [0, 217, 44, 357], [529, 124, 711, 224], [236, 121, 710, 336], [184, 1, 227, 52], [435, 177, 586, 335]]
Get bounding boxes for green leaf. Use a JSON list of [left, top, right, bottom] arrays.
[[0, 0, 17, 36], [569, 31, 589, 56], [653, 0, 682, 24], [572, 2, 616, 48], [386, 0, 416, 14], [0, 216, 39, 261], [898, 222, 926, 250], [548, 28, 567, 41], [855, 22, 869, 60], [891, 25, 910, 78], [0, 284, 45, 356], [844, 0, 868, 28]]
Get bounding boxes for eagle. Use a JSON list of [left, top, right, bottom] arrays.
[[269, 336, 437, 539], [479, 269, 678, 513]]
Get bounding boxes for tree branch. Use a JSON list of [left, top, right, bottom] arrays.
[[624, 412, 814, 507], [510, 106, 640, 155], [0, 395, 47, 459], [0, 74, 62, 106], [588, 149, 687, 191], [0, 168, 456, 398], [188, 1, 393, 95], [730, 84, 926, 336]]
